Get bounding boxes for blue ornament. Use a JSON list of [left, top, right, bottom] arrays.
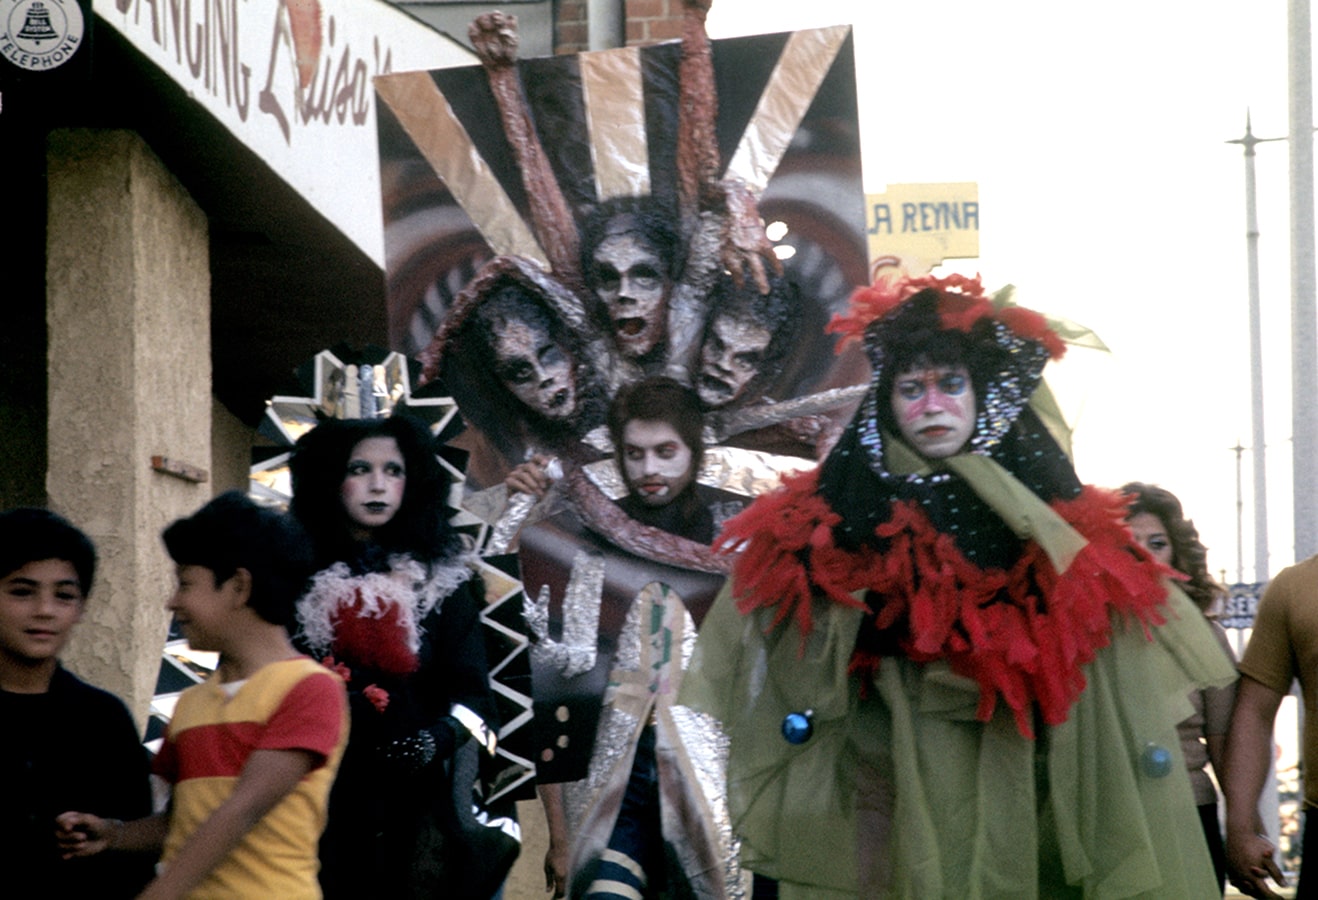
[[781, 710, 814, 745], [1140, 742, 1173, 778]]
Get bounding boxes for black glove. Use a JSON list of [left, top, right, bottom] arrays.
[[380, 716, 461, 776]]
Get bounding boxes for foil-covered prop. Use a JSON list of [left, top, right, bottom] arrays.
[[706, 383, 870, 443], [525, 549, 606, 679], [486, 457, 564, 555]]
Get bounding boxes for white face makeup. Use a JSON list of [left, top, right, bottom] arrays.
[[591, 229, 669, 360], [697, 313, 773, 408], [340, 436, 407, 540], [492, 317, 577, 420], [1127, 512, 1174, 567], [890, 365, 976, 459], [621, 419, 696, 508]]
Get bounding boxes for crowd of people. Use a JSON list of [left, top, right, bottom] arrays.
[[9, 269, 1309, 899], [7, 2, 1313, 900]]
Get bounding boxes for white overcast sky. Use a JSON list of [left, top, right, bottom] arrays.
[[710, 0, 1300, 583]]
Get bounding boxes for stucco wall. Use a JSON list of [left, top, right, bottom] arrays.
[[45, 129, 212, 728]]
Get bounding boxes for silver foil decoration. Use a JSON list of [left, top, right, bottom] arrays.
[[708, 383, 870, 442], [485, 457, 564, 555], [524, 549, 605, 679]]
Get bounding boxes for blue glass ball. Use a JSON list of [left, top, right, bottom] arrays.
[[1140, 742, 1173, 778], [781, 711, 813, 745]]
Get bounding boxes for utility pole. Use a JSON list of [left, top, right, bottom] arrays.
[[1227, 114, 1282, 583], [1290, 0, 1318, 563]]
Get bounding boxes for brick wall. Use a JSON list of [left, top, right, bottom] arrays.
[[623, 0, 684, 45], [555, 0, 589, 54], [554, 0, 685, 53]]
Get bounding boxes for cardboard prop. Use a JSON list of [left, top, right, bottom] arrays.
[[372, 6, 870, 895], [376, 13, 870, 487]]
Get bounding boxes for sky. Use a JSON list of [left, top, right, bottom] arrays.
[[709, 0, 1300, 584]]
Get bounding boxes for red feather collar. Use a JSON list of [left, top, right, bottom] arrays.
[[718, 471, 1170, 738]]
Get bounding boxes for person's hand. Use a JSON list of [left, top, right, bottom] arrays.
[[543, 838, 567, 898], [54, 811, 117, 858], [1226, 828, 1287, 898], [506, 455, 554, 498]]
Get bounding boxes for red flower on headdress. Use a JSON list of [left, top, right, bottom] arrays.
[[826, 271, 1065, 361]]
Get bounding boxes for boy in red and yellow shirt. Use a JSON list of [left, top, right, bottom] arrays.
[[57, 492, 348, 899]]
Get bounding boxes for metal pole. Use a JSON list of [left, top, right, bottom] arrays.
[[1290, 0, 1318, 563], [1233, 440, 1246, 584], [1228, 114, 1280, 582]]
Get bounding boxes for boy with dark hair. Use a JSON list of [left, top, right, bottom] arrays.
[[0, 507, 156, 899], [57, 491, 349, 899]]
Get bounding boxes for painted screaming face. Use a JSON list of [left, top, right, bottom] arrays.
[[890, 365, 976, 459], [1127, 512, 1174, 567], [340, 436, 407, 540], [621, 419, 695, 508], [697, 313, 772, 408], [492, 317, 577, 420], [591, 229, 669, 360]]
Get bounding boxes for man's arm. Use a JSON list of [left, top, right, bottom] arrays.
[[1223, 675, 1287, 899], [136, 747, 320, 900], [538, 782, 569, 898]]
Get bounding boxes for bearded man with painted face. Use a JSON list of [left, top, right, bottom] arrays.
[[680, 273, 1237, 899], [508, 377, 750, 899]]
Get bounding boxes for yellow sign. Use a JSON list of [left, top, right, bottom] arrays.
[[866, 182, 979, 276]]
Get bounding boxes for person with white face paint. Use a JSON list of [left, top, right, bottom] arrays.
[[889, 365, 976, 459], [508, 378, 747, 899], [287, 415, 511, 899], [680, 273, 1237, 899]]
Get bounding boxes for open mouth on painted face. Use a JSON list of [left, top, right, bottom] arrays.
[[545, 388, 570, 411], [615, 317, 646, 337], [699, 374, 734, 400], [363, 502, 391, 515]]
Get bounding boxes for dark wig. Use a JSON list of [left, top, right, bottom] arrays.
[[0, 507, 96, 597], [289, 415, 460, 572], [1122, 482, 1223, 612], [607, 376, 706, 472], [162, 491, 314, 630]]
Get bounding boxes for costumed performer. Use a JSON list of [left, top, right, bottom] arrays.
[[288, 415, 512, 899], [679, 272, 1238, 899], [509, 378, 750, 898]]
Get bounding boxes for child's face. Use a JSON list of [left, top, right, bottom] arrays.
[[339, 436, 407, 540], [0, 559, 85, 666], [166, 564, 241, 652]]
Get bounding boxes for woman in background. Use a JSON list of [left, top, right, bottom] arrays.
[[1124, 481, 1238, 894], [289, 414, 510, 898]]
